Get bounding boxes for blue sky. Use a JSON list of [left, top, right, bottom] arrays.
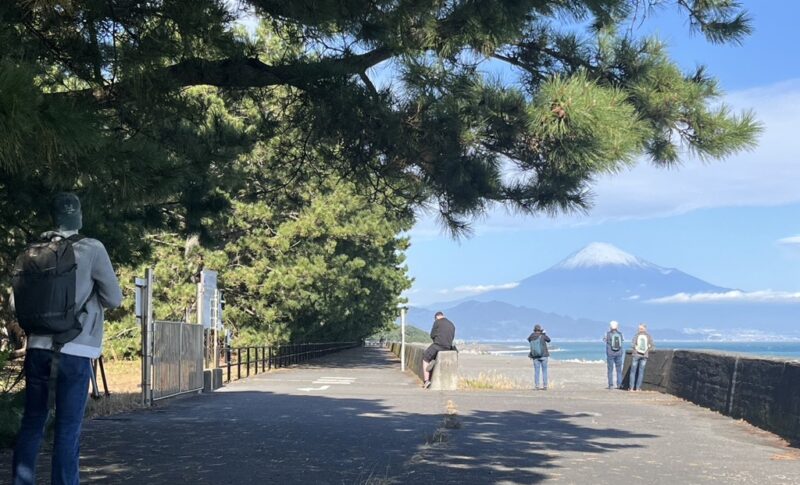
[[404, 1, 800, 306]]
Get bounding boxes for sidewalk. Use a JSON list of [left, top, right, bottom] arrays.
[[2, 347, 798, 484]]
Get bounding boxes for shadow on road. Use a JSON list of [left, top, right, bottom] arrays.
[[290, 346, 401, 370], [0, 387, 656, 484], [405, 407, 655, 483]]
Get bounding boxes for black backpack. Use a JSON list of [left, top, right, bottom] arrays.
[[12, 234, 85, 346]]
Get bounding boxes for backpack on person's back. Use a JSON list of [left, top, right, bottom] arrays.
[[609, 331, 623, 352], [634, 333, 649, 355], [12, 234, 86, 346], [530, 337, 544, 358]]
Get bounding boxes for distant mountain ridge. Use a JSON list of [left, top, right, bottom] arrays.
[[421, 242, 799, 337], [404, 299, 692, 341]]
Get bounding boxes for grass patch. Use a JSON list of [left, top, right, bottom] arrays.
[[423, 399, 462, 446], [424, 428, 448, 445], [443, 399, 461, 429], [85, 359, 144, 418], [458, 371, 526, 390]]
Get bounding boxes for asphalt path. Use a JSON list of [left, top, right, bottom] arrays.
[[2, 347, 798, 484]]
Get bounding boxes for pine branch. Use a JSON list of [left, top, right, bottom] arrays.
[[50, 48, 394, 104]]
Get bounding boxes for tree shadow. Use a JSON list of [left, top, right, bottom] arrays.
[[403, 408, 655, 483], [286, 346, 402, 370], [0, 385, 656, 484]]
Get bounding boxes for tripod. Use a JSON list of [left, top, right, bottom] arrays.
[[90, 355, 110, 399]]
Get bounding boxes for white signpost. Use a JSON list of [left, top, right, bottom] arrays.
[[198, 269, 221, 368], [400, 306, 407, 372]]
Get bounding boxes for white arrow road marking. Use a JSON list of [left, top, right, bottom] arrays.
[[297, 385, 330, 392]]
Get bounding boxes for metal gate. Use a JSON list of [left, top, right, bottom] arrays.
[[137, 268, 205, 405], [151, 320, 204, 401]]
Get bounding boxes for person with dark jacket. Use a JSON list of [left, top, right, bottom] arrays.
[[629, 323, 655, 391], [527, 324, 551, 390], [422, 311, 455, 389], [603, 320, 625, 389]]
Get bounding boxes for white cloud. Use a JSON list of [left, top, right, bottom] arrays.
[[778, 235, 800, 247], [435, 282, 519, 296], [453, 282, 519, 293], [409, 78, 800, 236], [647, 290, 800, 304]]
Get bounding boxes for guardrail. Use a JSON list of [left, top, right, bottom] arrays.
[[221, 342, 359, 383]]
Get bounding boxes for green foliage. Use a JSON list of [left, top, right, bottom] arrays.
[[0, 0, 762, 348], [370, 324, 431, 344], [0, 350, 24, 448]]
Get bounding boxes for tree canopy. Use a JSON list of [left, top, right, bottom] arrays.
[[0, 0, 761, 345], [1, 1, 760, 235]]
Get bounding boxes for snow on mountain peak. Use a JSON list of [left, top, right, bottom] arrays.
[[555, 242, 652, 270]]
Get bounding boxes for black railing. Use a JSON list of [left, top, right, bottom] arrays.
[[221, 342, 359, 383]]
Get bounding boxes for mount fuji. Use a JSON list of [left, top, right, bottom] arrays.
[[465, 242, 729, 311], [419, 243, 799, 339]]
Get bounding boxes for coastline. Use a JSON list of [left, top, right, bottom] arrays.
[[458, 351, 608, 390]]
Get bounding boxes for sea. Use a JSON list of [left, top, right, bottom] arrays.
[[471, 340, 800, 363]]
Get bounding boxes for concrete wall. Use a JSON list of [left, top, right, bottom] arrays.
[[387, 343, 458, 390], [624, 349, 800, 444]]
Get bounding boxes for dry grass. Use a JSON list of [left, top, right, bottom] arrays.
[[458, 371, 526, 390], [443, 399, 461, 429], [85, 359, 145, 418], [424, 428, 448, 445], [424, 399, 462, 446]]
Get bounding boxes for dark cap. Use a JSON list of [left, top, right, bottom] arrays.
[[51, 192, 82, 231], [434, 311, 444, 318], [534, 324, 543, 332]]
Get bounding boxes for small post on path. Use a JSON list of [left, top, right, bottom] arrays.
[[136, 268, 154, 406], [400, 306, 406, 372]]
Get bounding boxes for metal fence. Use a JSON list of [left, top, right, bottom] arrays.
[[222, 342, 359, 383], [152, 320, 204, 401]]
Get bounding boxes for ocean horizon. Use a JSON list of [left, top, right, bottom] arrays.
[[466, 340, 800, 363]]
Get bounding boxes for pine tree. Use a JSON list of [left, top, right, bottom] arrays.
[[0, 1, 762, 337]]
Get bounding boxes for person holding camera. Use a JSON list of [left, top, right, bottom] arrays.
[[527, 324, 551, 390]]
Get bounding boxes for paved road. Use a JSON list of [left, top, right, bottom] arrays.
[[3, 347, 799, 484]]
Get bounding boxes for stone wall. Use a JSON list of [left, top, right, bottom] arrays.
[[624, 349, 800, 444], [387, 342, 458, 390]]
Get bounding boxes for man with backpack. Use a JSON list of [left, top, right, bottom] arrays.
[[629, 323, 654, 391], [527, 324, 551, 390], [11, 192, 122, 485], [603, 320, 624, 389]]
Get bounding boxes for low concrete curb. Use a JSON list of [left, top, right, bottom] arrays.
[[388, 342, 458, 390], [203, 368, 224, 392]]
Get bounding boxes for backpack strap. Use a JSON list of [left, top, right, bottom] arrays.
[[46, 343, 64, 413]]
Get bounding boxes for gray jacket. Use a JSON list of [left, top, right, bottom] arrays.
[[26, 231, 123, 358]]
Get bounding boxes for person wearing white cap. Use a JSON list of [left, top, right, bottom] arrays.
[[603, 320, 624, 389]]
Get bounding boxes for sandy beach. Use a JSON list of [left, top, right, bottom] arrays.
[[458, 351, 609, 390]]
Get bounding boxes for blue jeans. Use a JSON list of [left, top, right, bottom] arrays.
[[533, 357, 548, 388], [12, 349, 92, 485], [607, 354, 623, 388], [630, 356, 648, 390]]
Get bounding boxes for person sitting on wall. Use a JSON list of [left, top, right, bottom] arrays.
[[528, 324, 551, 390], [629, 323, 654, 391], [603, 320, 625, 389], [422, 311, 456, 389]]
